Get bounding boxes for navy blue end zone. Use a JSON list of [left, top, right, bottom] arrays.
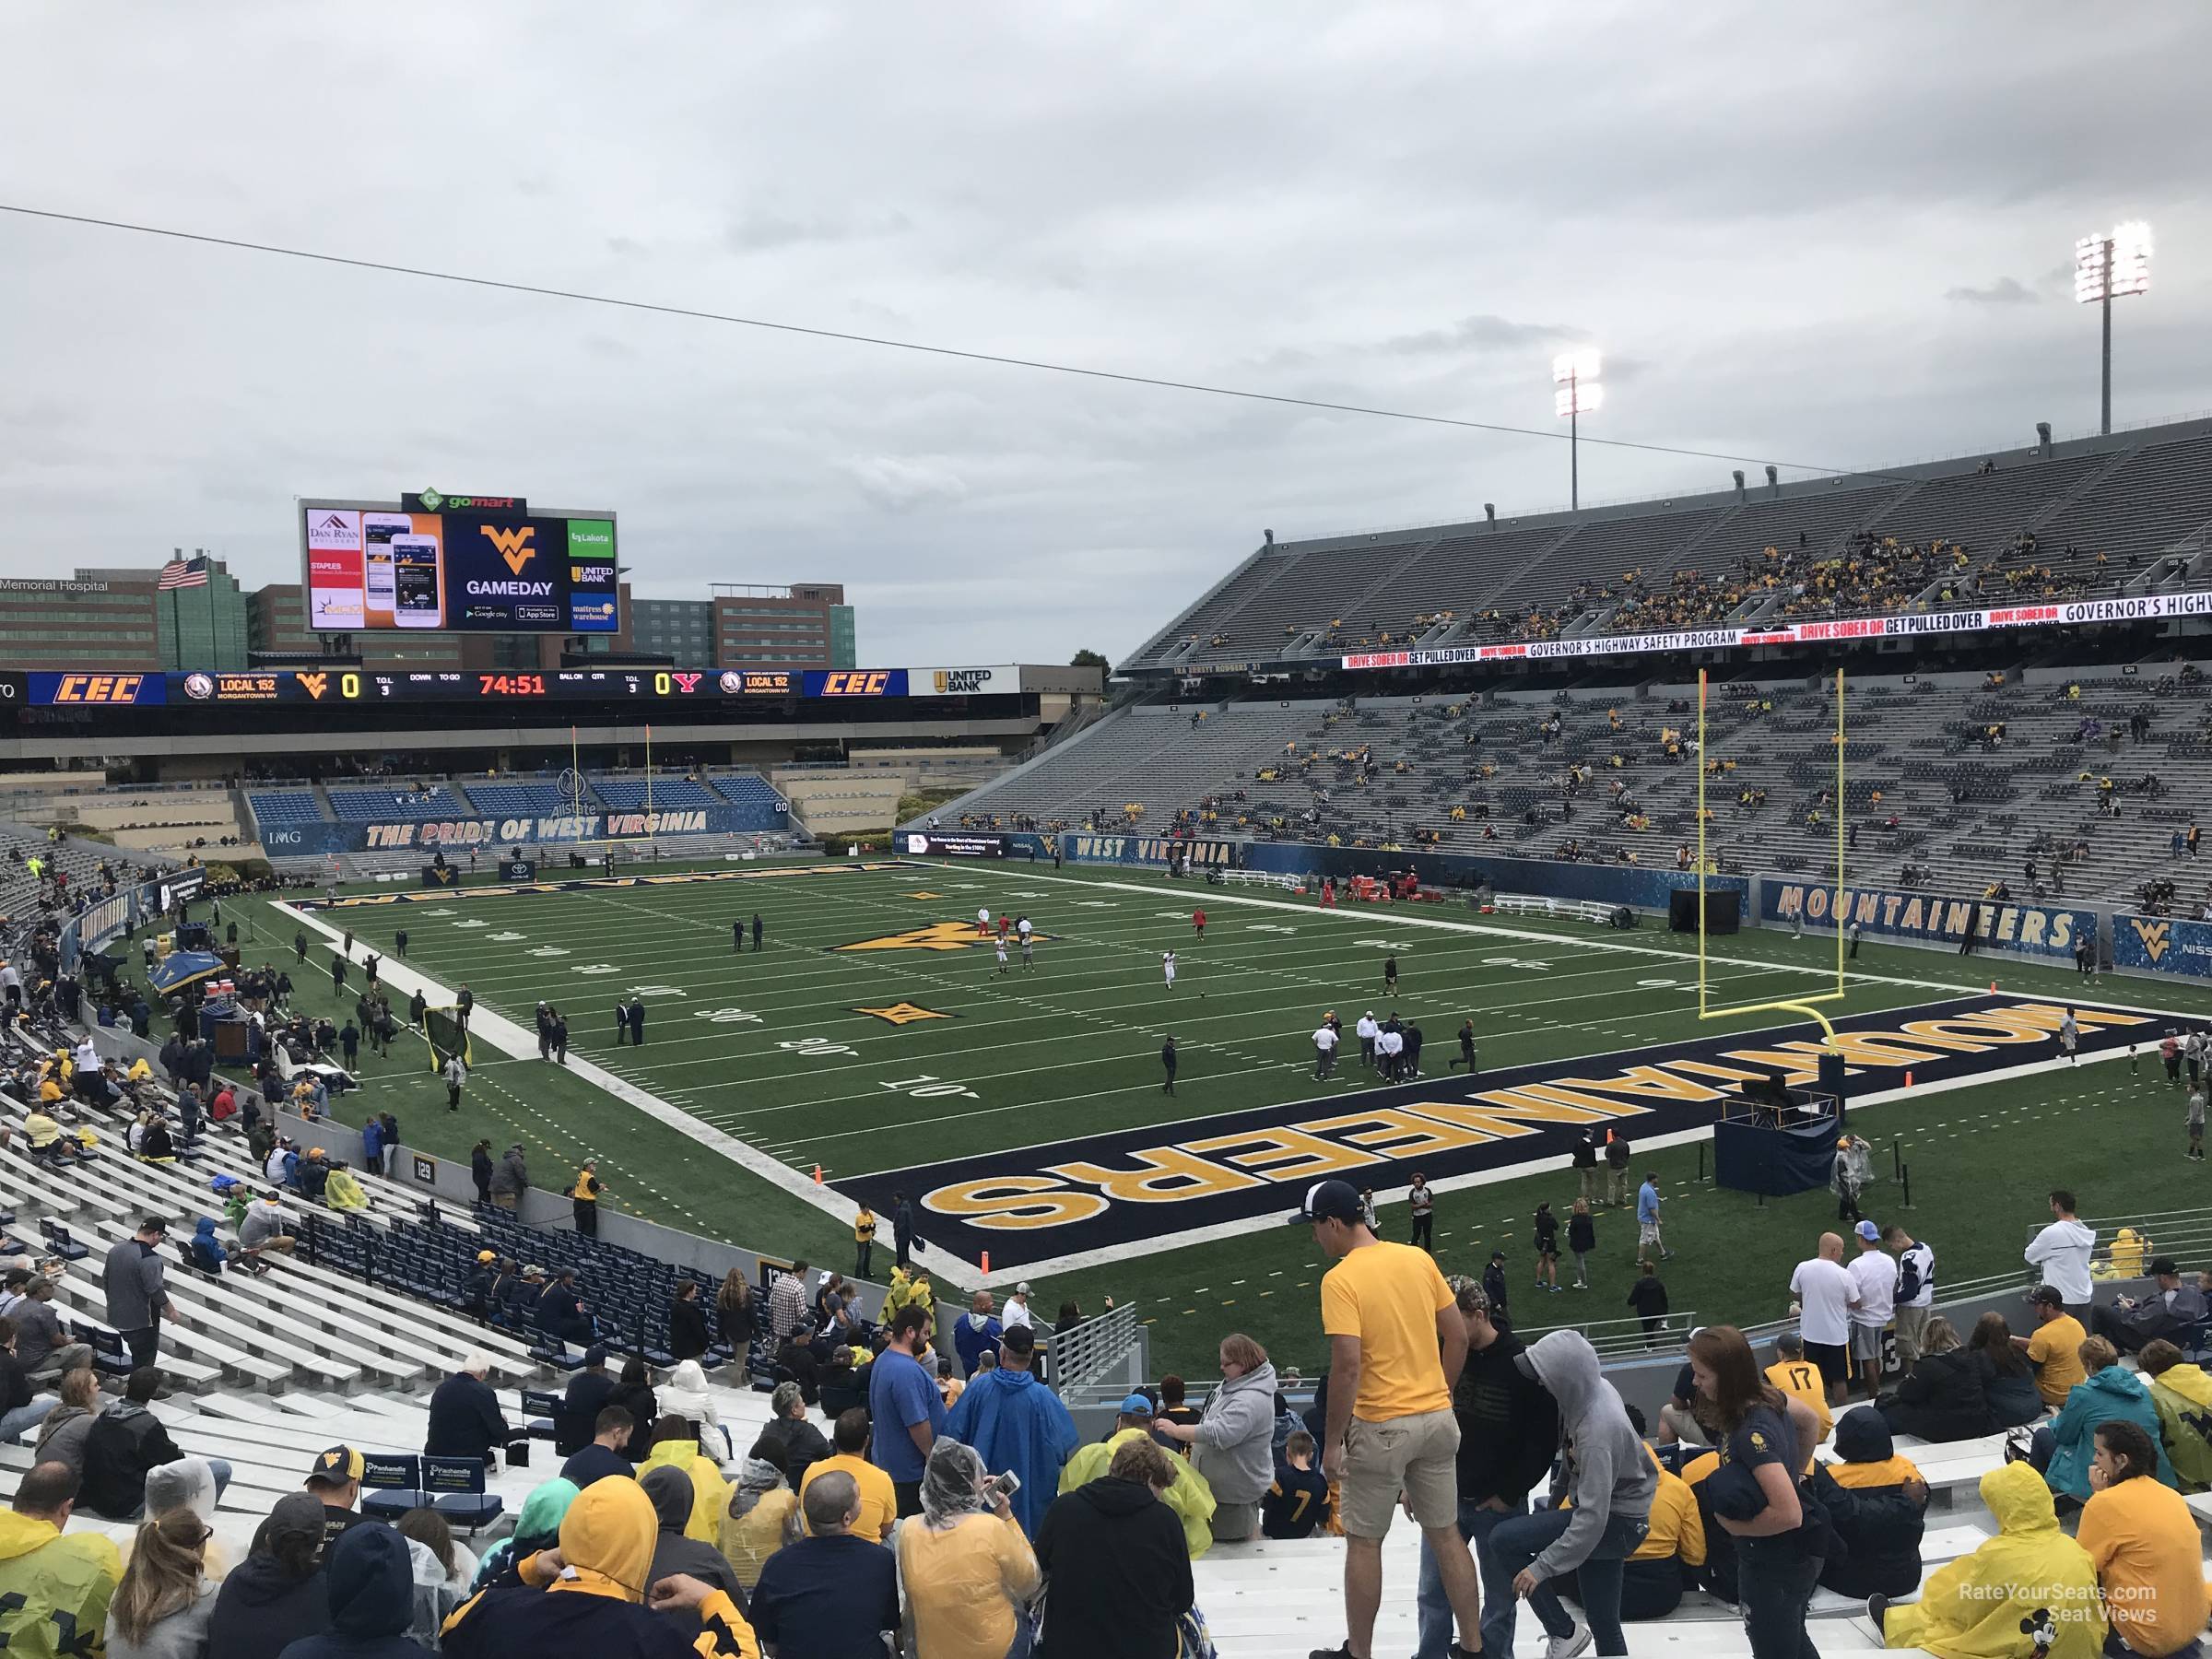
[[837, 994, 2161, 1271]]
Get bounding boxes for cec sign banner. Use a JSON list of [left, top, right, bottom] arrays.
[[300, 499, 620, 635]]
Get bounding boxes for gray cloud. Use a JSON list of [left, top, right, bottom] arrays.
[[835, 455, 971, 512], [1946, 276, 2041, 306], [1381, 314, 1581, 358]]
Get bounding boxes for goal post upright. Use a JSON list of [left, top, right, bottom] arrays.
[[1695, 665, 1846, 1048]]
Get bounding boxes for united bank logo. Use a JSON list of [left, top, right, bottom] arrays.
[[480, 524, 537, 575], [2132, 919, 2171, 963]]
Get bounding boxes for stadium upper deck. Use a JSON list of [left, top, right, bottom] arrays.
[[1125, 416, 2212, 674]]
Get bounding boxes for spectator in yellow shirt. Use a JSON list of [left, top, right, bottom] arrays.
[[797, 1409, 898, 1544], [2017, 1287, 2089, 1408], [1763, 1334, 1833, 1473], [2077, 1418, 2207, 1659]]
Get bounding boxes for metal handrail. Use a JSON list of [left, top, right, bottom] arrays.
[[1047, 1301, 1143, 1395]]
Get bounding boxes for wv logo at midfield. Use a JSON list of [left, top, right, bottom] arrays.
[[479, 524, 537, 574], [2132, 919, 2171, 962], [837, 921, 1053, 953]]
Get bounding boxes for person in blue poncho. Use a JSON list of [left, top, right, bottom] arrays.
[[942, 1324, 1078, 1535]]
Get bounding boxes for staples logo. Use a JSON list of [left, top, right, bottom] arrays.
[[480, 524, 537, 574]]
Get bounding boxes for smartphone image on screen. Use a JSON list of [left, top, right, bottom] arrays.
[[362, 512, 410, 618], [390, 535, 443, 628]]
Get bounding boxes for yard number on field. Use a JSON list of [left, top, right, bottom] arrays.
[[1480, 956, 1550, 971], [627, 983, 688, 1000], [694, 1007, 764, 1025], [880, 1073, 978, 1100], [778, 1037, 855, 1058]]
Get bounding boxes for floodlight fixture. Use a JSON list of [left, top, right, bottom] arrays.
[[1551, 348, 1603, 510], [2076, 222, 2152, 434]]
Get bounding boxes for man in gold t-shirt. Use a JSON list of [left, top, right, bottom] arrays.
[[1294, 1178, 1484, 1659]]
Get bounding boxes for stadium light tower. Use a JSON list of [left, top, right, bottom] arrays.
[[2075, 222, 2152, 436], [1553, 349, 1602, 511]]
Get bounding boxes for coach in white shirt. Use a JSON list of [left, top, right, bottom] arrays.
[[1312, 1022, 1340, 1079], [1846, 1220, 1897, 1399], [1375, 1026, 1405, 1081], [1355, 1011, 1379, 1070], [1788, 1231, 1861, 1405], [2023, 1188, 2096, 1319]]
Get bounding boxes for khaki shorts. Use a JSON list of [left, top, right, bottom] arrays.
[[1337, 1406, 1460, 1538]]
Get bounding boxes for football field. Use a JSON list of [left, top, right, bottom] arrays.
[[243, 859, 2212, 1376]]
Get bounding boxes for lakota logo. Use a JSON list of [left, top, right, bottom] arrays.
[[480, 524, 537, 574], [855, 1003, 955, 1026], [2132, 919, 2171, 963], [837, 922, 1053, 953]]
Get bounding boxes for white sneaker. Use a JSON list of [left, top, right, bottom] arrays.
[[1543, 1624, 1594, 1659]]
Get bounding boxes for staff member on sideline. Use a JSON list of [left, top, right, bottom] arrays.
[[1291, 1179, 1484, 1659], [570, 1161, 606, 1238]]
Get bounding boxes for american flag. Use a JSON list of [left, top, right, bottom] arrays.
[[157, 556, 209, 591]]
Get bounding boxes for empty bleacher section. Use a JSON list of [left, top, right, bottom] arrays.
[[245, 788, 326, 826], [589, 775, 723, 810], [326, 783, 468, 821], [458, 780, 591, 816], [1124, 416, 2212, 668]]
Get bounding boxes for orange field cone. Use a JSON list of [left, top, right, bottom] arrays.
[[1988, 982, 1997, 994], [1904, 1071, 1914, 1088], [812, 1165, 823, 1185], [982, 1251, 992, 1277]]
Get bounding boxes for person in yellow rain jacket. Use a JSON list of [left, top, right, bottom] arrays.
[[1057, 1397, 1216, 1558], [639, 1415, 730, 1544], [1877, 1461, 2103, 1659], [2138, 1338, 2212, 1491], [324, 1165, 370, 1212], [569, 1160, 606, 1238]]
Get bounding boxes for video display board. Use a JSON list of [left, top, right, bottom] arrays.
[[301, 494, 618, 634]]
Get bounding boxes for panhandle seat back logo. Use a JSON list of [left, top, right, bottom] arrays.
[[480, 524, 537, 574], [2133, 919, 2171, 963]]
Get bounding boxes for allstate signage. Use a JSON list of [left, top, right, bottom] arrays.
[[2113, 915, 2212, 980]]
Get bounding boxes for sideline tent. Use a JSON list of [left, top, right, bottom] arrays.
[[149, 949, 226, 997]]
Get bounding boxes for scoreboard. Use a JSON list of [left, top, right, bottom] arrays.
[[6, 666, 1003, 706]]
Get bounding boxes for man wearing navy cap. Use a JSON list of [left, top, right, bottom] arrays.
[[1290, 1179, 1484, 1659]]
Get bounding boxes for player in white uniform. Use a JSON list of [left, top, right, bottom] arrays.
[[1162, 950, 1177, 989], [977, 906, 992, 936], [994, 938, 1009, 975]]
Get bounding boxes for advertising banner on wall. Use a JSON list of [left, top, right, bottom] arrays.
[[903, 666, 1017, 695], [1762, 877, 2095, 960], [300, 497, 620, 634], [2112, 914, 2212, 980], [1339, 589, 2212, 675], [1061, 833, 1241, 868]]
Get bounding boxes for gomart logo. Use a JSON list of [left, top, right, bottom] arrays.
[[2132, 919, 2171, 963]]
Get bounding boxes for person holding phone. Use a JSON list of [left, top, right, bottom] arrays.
[[898, 1440, 1041, 1659]]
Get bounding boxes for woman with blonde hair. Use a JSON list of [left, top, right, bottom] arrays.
[[715, 1269, 756, 1351], [105, 1509, 217, 1659]]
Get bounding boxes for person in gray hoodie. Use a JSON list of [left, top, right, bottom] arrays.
[[1150, 1333, 1277, 1542], [639, 1465, 747, 1641], [488, 1144, 530, 1210], [1489, 1330, 1656, 1659]]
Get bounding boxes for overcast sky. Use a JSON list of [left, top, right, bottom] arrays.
[[5, 2, 2210, 666]]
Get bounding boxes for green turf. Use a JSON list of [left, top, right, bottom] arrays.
[[215, 861, 2212, 1378]]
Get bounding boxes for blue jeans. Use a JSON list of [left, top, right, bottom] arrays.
[[1491, 1509, 1649, 1656], [0, 1398, 55, 1443], [1737, 1540, 1821, 1659], [1416, 1498, 1523, 1659]]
